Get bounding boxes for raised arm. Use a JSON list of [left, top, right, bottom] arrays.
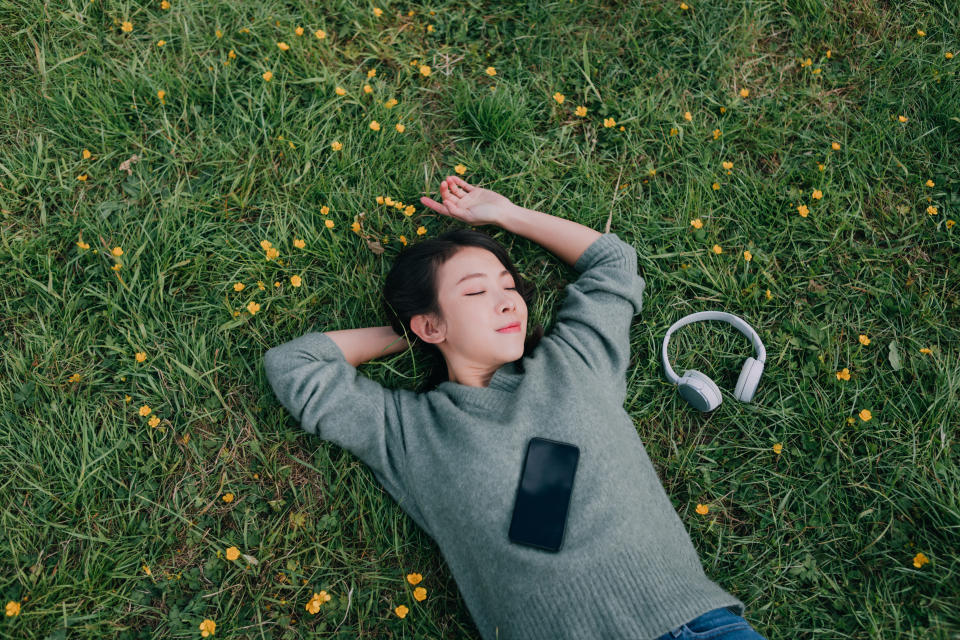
[[324, 325, 410, 369], [498, 204, 602, 268]]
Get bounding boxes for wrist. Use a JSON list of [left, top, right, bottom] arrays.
[[498, 204, 526, 232]]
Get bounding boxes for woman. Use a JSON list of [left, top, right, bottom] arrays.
[[263, 176, 766, 639]]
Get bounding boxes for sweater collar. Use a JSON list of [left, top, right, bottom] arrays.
[[436, 359, 523, 409]]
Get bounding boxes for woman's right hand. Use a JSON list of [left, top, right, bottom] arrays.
[[420, 176, 517, 228]]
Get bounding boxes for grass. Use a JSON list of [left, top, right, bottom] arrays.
[[0, 0, 958, 637]]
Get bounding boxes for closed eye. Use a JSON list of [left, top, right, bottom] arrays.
[[466, 287, 517, 296]]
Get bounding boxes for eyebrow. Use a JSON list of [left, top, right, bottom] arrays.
[[456, 269, 510, 286]]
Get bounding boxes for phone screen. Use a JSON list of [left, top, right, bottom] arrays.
[[508, 437, 580, 553]]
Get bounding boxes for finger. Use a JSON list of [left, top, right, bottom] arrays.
[[441, 181, 461, 200], [451, 176, 473, 192], [420, 196, 448, 214]]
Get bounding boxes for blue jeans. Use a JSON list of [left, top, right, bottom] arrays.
[[655, 606, 767, 640]]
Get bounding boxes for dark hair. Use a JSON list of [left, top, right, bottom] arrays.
[[382, 228, 545, 393]]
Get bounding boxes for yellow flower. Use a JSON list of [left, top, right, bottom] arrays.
[[373, 7, 383, 16], [222, 492, 234, 503], [413, 587, 427, 601], [247, 301, 260, 314], [916, 29, 925, 37], [320, 205, 329, 214], [395, 605, 409, 618], [396, 123, 405, 133], [812, 189, 823, 199], [293, 238, 305, 248], [712, 182, 720, 191], [575, 105, 587, 116], [926, 205, 938, 215], [859, 334, 870, 345], [334, 86, 346, 96], [416, 225, 426, 235], [925, 179, 934, 187], [139, 405, 151, 416], [157, 90, 166, 104], [369, 120, 380, 131], [859, 409, 872, 421], [603, 117, 616, 128], [743, 250, 752, 261], [486, 66, 496, 76], [419, 65, 431, 76], [215, 29, 222, 38], [946, 52, 954, 59], [553, 92, 565, 104], [121, 21, 133, 32], [225, 546, 240, 561], [946, 219, 955, 229], [148, 416, 160, 427], [669, 127, 678, 136], [295, 26, 304, 36], [406, 572, 423, 585], [836, 368, 851, 381], [797, 204, 809, 217], [161, 0, 170, 8], [6, 601, 20, 617], [277, 42, 289, 51], [454, 164, 467, 174], [919, 347, 932, 355], [680, 2, 689, 9], [722, 161, 733, 170], [695, 503, 709, 514], [818, 163, 825, 171], [143, 564, 152, 575], [683, 111, 692, 121], [315, 29, 326, 39], [305, 591, 331, 614], [404, 204, 415, 215], [720, 106, 726, 114], [384, 98, 398, 108], [233, 282, 245, 292], [368, 68, 377, 78], [831, 142, 841, 150], [912, 552, 929, 568], [772, 443, 783, 455], [712, 244, 722, 254], [262, 71, 273, 82], [690, 218, 702, 229], [77, 174, 88, 181], [712, 128, 722, 139], [325, 219, 334, 229], [199, 619, 216, 637], [135, 351, 147, 362], [363, 84, 373, 93], [331, 141, 342, 150], [898, 115, 908, 122], [157, 40, 165, 46], [739, 88, 749, 98], [290, 275, 302, 287], [765, 289, 772, 300]]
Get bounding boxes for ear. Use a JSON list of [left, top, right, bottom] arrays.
[[410, 312, 446, 345]]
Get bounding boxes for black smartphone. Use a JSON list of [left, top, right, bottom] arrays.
[[508, 437, 580, 553]]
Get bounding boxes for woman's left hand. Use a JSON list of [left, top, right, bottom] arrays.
[[420, 176, 517, 227]]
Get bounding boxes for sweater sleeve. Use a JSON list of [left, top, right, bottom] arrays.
[[546, 232, 645, 397], [262, 331, 413, 510]]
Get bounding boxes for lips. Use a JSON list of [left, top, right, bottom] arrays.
[[497, 322, 521, 333]]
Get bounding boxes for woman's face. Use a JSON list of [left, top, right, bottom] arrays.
[[414, 246, 528, 374]]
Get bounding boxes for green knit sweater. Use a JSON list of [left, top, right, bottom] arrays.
[[263, 232, 746, 639]]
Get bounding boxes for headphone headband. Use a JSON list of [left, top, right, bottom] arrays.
[[661, 311, 766, 385]]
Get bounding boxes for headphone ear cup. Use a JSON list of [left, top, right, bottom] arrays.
[[677, 370, 722, 412], [734, 357, 764, 403]]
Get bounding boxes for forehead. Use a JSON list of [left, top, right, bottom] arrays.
[[441, 247, 509, 284]]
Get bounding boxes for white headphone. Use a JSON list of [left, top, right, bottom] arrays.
[[661, 311, 766, 412]]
